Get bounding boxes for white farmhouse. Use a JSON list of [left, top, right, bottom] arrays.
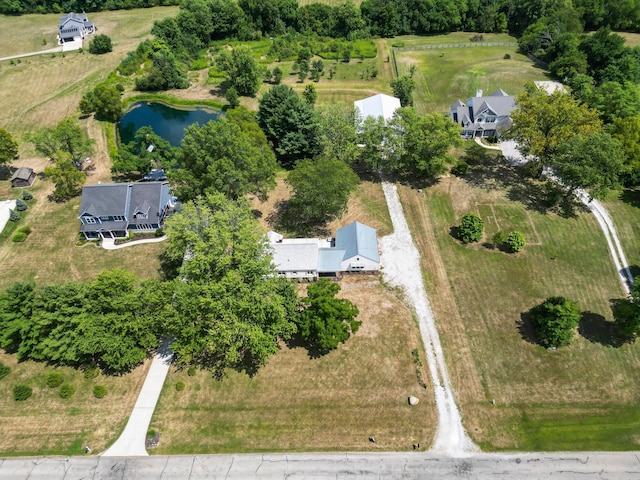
[[268, 222, 380, 280]]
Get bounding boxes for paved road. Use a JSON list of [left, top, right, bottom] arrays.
[[101, 340, 174, 457], [2, 451, 640, 479]]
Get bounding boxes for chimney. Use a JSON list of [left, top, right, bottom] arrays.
[[476, 89, 483, 97]]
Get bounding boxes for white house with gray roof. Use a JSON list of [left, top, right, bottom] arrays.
[[268, 222, 380, 280], [449, 89, 516, 139], [79, 181, 173, 240], [58, 12, 95, 45]]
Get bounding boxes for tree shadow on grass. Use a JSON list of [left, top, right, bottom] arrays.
[[284, 333, 329, 359], [578, 311, 625, 348], [267, 199, 330, 238], [517, 311, 538, 345], [619, 188, 640, 209]]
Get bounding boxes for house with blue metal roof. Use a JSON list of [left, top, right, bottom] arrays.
[[78, 181, 173, 240], [268, 221, 380, 279]]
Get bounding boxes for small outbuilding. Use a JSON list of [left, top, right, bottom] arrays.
[[10, 167, 36, 188], [354, 93, 402, 124]]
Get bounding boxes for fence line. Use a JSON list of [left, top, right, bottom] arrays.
[[394, 42, 517, 51]]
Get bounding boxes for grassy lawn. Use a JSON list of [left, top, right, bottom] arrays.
[[397, 149, 640, 450], [0, 7, 178, 141], [392, 36, 546, 114], [150, 276, 434, 453], [0, 350, 151, 456]]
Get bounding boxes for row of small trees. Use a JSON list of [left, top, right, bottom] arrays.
[[456, 213, 526, 253]]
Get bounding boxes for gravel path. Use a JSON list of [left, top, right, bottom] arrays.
[[379, 182, 476, 455]]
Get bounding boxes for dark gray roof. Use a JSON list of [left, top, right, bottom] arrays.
[[10, 167, 34, 182], [472, 96, 516, 117], [79, 183, 129, 217], [489, 89, 509, 97]]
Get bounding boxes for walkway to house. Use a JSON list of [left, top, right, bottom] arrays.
[[101, 235, 167, 250], [0, 46, 63, 62], [379, 182, 477, 455], [102, 339, 174, 457]]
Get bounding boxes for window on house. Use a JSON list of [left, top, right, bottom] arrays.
[[113, 215, 125, 222], [85, 217, 96, 224]]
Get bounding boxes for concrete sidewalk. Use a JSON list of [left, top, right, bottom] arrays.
[[101, 339, 174, 457], [101, 236, 167, 250]]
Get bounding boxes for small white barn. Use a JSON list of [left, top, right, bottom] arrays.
[[354, 93, 401, 124]]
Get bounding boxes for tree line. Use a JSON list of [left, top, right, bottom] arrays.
[[0, 0, 178, 15]]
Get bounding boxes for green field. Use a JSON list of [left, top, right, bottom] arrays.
[[398, 147, 640, 450], [393, 37, 545, 114]]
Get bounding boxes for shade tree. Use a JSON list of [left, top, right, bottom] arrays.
[[529, 296, 581, 348], [0, 127, 19, 167], [29, 117, 94, 165], [169, 114, 276, 202], [298, 279, 360, 352], [216, 45, 261, 96]]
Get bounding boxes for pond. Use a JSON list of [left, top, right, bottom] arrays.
[[118, 101, 223, 146]]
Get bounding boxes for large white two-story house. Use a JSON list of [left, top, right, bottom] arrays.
[[449, 89, 516, 139]]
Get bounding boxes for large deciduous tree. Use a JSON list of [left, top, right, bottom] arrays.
[[88, 34, 112, 54], [44, 151, 87, 201], [550, 132, 625, 199], [610, 115, 640, 184], [170, 113, 276, 202], [614, 282, 640, 340], [505, 83, 602, 171], [387, 107, 462, 178], [0, 127, 19, 167], [29, 117, 94, 165], [257, 84, 321, 164], [216, 45, 261, 96], [164, 193, 299, 377], [286, 157, 359, 228], [79, 82, 124, 122], [317, 103, 360, 165], [391, 75, 416, 107], [298, 279, 360, 352], [114, 126, 178, 177], [530, 296, 581, 348]]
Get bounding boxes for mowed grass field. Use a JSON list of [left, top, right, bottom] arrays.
[[0, 350, 151, 456], [392, 34, 545, 114], [0, 7, 178, 142], [148, 177, 433, 454], [150, 276, 434, 453], [398, 149, 640, 450]]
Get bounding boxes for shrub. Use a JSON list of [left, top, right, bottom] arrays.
[[14, 384, 32, 401], [15, 198, 27, 211], [504, 53, 511, 59], [492, 230, 507, 246], [530, 296, 580, 348], [0, 361, 10, 380], [457, 213, 484, 244], [59, 383, 76, 398], [225, 86, 240, 108], [175, 381, 185, 391], [84, 366, 100, 379], [89, 34, 113, 54], [12, 231, 27, 242], [93, 385, 107, 398], [46, 371, 64, 388], [18, 225, 32, 235], [9, 209, 20, 222], [154, 228, 165, 237], [21, 190, 33, 200], [506, 231, 526, 252], [451, 160, 469, 176], [187, 366, 196, 376]]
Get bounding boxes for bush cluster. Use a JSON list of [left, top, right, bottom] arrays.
[[59, 383, 76, 399], [93, 385, 107, 398], [84, 366, 100, 379], [21, 190, 33, 201], [9, 210, 20, 222], [46, 371, 64, 388], [0, 361, 10, 380], [15, 198, 27, 211], [187, 366, 196, 376], [175, 381, 185, 391], [14, 384, 32, 401]]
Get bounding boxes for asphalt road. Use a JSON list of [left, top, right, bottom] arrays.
[[1, 451, 640, 479]]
